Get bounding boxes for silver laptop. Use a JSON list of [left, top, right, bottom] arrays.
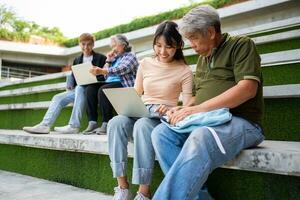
[[71, 62, 98, 86], [103, 87, 151, 118]]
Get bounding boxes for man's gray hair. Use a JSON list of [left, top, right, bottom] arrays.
[[179, 4, 221, 36], [111, 34, 132, 52]]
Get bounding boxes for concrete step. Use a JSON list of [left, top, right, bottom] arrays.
[[0, 170, 112, 200], [1, 130, 300, 177]]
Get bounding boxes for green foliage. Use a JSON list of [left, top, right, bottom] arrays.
[[0, 4, 16, 28], [0, 3, 66, 44], [256, 38, 300, 54], [208, 168, 300, 200], [0, 91, 62, 105], [63, 0, 235, 47], [262, 63, 300, 86], [263, 98, 300, 141]]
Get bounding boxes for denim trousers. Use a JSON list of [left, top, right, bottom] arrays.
[[107, 105, 161, 185], [41, 85, 86, 128], [151, 116, 264, 200]]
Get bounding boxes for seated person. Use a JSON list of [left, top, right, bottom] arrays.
[[83, 34, 139, 135], [107, 21, 193, 200], [23, 33, 106, 134]]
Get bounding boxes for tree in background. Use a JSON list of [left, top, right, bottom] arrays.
[[0, 4, 66, 45]]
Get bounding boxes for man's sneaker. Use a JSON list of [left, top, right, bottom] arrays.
[[134, 192, 151, 200], [94, 122, 107, 135], [23, 124, 50, 134], [54, 125, 79, 134], [113, 186, 132, 200], [82, 121, 98, 135]]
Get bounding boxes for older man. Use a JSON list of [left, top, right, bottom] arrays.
[[151, 5, 264, 200]]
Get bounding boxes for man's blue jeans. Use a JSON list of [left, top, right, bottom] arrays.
[[108, 114, 161, 185], [41, 86, 86, 128], [151, 116, 264, 200]]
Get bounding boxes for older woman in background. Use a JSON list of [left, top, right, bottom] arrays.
[[83, 34, 139, 135]]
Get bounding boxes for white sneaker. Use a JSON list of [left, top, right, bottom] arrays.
[[54, 125, 79, 134], [23, 124, 50, 134], [113, 186, 132, 200], [134, 192, 151, 200]]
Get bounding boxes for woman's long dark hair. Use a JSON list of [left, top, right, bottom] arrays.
[[153, 21, 186, 63]]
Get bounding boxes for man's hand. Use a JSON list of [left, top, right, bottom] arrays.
[[168, 106, 195, 125], [166, 106, 183, 117]]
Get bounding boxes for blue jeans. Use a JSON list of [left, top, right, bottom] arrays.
[[41, 86, 86, 128], [151, 116, 264, 200], [108, 105, 161, 185]]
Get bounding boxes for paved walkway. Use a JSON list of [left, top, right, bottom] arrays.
[[0, 170, 112, 200]]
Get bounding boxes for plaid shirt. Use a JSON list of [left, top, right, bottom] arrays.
[[107, 52, 139, 87]]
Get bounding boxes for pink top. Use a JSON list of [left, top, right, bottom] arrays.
[[134, 57, 193, 107]]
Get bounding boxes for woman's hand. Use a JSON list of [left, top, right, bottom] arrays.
[[154, 104, 170, 116], [89, 66, 108, 76], [106, 50, 117, 62]]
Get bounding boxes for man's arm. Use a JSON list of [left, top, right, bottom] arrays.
[[168, 79, 258, 125]]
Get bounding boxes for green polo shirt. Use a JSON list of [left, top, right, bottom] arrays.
[[193, 33, 264, 126]]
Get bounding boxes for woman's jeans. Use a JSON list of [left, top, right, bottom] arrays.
[[41, 86, 86, 128], [151, 116, 264, 200], [107, 105, 161, 185]]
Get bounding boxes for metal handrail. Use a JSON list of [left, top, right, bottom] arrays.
[[1, 66, 48, 79]]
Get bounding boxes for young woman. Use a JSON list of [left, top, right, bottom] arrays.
[[107, 21, 193, 200]]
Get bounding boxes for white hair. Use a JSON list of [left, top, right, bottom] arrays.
[[111, 34, 132, 52], [179, 4, 221, 36]]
